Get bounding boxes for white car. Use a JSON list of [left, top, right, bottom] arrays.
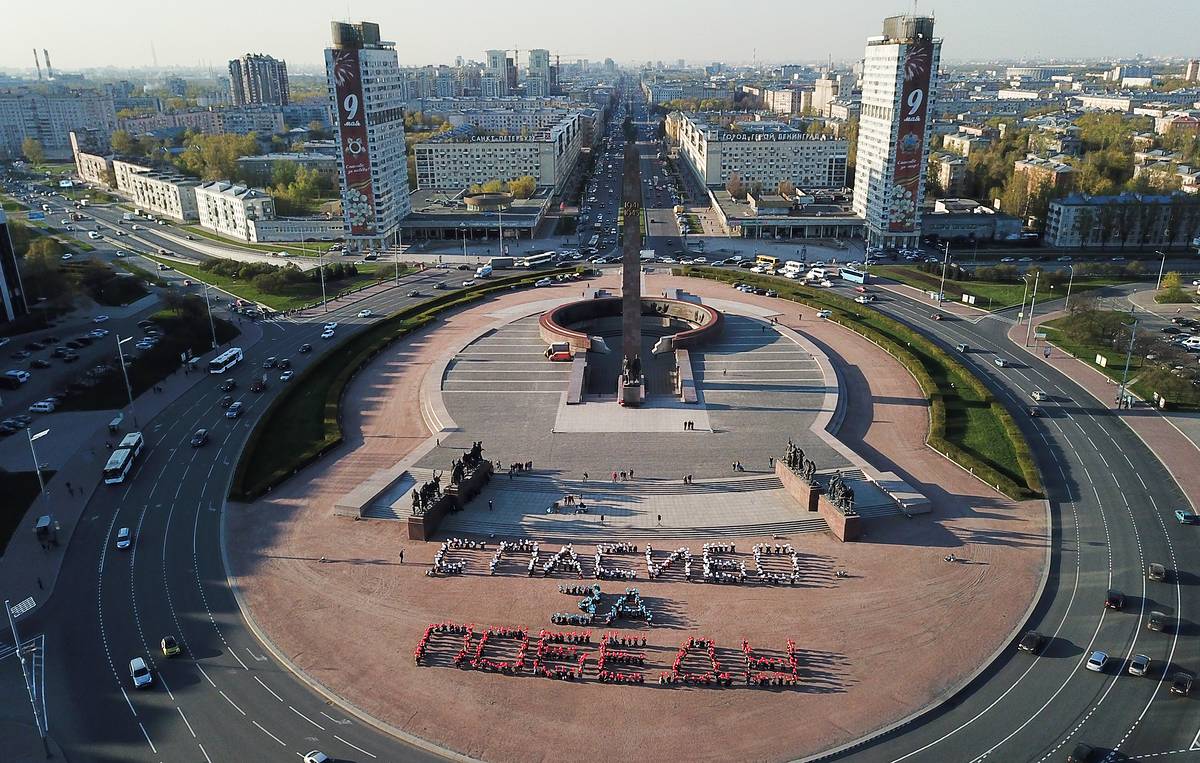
[[1128, 653, 1151, 676], [60, 253, 73, 261], [116, 527, 132, 550], [1085, 650, 1109, 672], [535, 278, 553, 287], [129, 657, 152, 688], [819, 279, 834, 288], [280, 370, 294, 382], [303, 752, 330, 763], [88, 231, 101, 239], [323, 322, 338, 331], [115, 250, 126, 257], [93, 315, 109, 323], [88, 328, 109, 338], [462, 279, 476, 287], [357, 309, 372, 318], [320, 329, 335, 339]]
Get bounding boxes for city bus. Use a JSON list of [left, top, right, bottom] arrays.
[[755, 254, 780, 269], [102, 432, 145, 485], [522, 252, 557, 269], [840, 265, 869, 284], [208, 347, 244, 374]]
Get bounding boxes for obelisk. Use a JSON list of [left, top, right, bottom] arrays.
[[618, 112, 644, 406]]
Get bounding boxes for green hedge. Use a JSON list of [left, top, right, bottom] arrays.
[[679, 267, 1043, 500], [229, 269, 576, 500]]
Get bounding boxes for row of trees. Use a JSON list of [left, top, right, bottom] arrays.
[[268, 162, 333, 215], [1069, 193, 1200, 251], [198, 259, 360, 296], [466, 176, 537, 199], [724, 173, 799, 201]]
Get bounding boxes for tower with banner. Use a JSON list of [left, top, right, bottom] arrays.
[[325, 21, 412, 252], [851, 15, 941, 250]]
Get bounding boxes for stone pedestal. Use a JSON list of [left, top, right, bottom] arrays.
[[618, 376, 645, 407], [775, 461, 861, 542], [816, 494, 863, 542], [775, 460, 821, 512], [406, 461, 494, 541]]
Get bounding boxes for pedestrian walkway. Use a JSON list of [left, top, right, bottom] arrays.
[[1011, 311, 1200, 510], [0, 320, 265, 616]]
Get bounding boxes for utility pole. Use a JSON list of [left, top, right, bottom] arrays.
[[1117, 320, 1138, 409], [116, 337, 138, 428], [1155, 250, 1167, 289], [395, 228, 402, 285], [937, 241, 951, 303], [1025, 270, 1041, 346], [6, 600, 49, 757], [202, 283, 218, 352], [1064, 265, 1076, 309]]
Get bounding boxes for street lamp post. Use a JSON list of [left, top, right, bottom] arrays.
[[1155, 249, 1167, 289], [27, 428, 48, 501], [937, 241, 951, 302], [460, 223, 468, 262], [318, 250, 327, 313], [1018, 272, 1033, 322], [201, 282, 218, 352], [115, 336, 138, 429], [1117, 320, 1138, 409], [395, 228, 402, 286], [6, 599, 49, 757], [1025, 270, 1041, 346], [1064, 264, 1076, 309]]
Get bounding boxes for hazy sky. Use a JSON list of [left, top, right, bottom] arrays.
[[4, 0, 1198, 73]]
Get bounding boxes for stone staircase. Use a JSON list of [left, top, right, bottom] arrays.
[[438, 515, 830, 543]]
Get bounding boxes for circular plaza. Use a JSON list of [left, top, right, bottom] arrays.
[[224, 269, 1048, 762]]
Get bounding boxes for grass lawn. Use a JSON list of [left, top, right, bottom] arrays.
[[1039, 315, 1143, 385], [181, 224, 336, 258], [877, 265, 1126, 310], [1154, 287, 1198, 304], [144, 254, 386, 312], [0, 470, 52, 556], [1, 194, 26, 212]]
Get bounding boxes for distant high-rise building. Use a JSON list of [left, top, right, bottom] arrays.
[[852, 14, 941, 248], [485, 49, 510, 95], [229, 53, 290, 107], [604, 58, 616, 74], [165, 76, 187, 98], [0, 87, 117, 160], [812, 75, 839, 114], [0, 209, 29, 324], [326, 21, 411, 250], [1186, 59, 1200, 82]]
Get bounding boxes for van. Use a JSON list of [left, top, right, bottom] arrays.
[[29, 400, 56, 413]]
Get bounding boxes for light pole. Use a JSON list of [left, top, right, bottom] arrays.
[[1155, 249, 1167, 289], [497, 209, 504, 261], [460, 223, 468, 262], [6, 599, 49, 757], [1117, 319, 1138, 409], [1025, 270, 1041, 346], [318, 250, 327, 313], [937, 241, 951, 302], [201, 282, 218, 352], [115, 336, 138, 429], [1064, 264, 1076, 308], [1018, 272, 1033, 322], [27, 428, 48, 501], [395, 228, 402, 285]]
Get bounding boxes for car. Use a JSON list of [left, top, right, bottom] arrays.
[[1066, 743, 1095, 763], [28, 400, 56, 414], [535, 277, 553, 287], [323, 322, 338, 331], [1104, 589, 1125, 609], [218, 394, 234, 408], [1028, 406, 1042, 417], [321, 329, 335, 340], [225, 402, 244, 418], [357, 309, 373, 318], [1148, 562, 1167, 581], [816, 310, 833, 319], [955, 343, 970, 353], [1147, 610, 1169, 631], [262, 357, 277, 369], [1085, 650, 1108, 672], [250, 378, 266, 393], [88, 328, 109, 338], [1056, 255, 1072, 262], [129, 657, 153, 689], [116, 527, 132, 550], [462, 279, 476, 287], [1171, 671, 1194, 695], [190, 429, 208, 447], [303, 752, 331, 763], [93, 315, 109, 323], [278, 358, 291, 370], [62, 351, 80, 363], [280, 370, 294, 382], [1030, 389, 1047, 401], [5, 369, 31, 383], [854, 294, 876, 304], [161, 636, 181, 657], [1017, 630, 1045, 653], [408, 289, 422, 297], [30, 359, 50, 369], [1174, 509, 1199, 524], [456, 264, 472, 270], [993, 357, 1009, 368], [1126, 653, 1152, 676], [220, 378, 237, 391], [298, 343, 312, 353]]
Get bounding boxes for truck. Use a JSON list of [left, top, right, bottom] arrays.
[[475, 264, 494, 278], [123, 212, 137, 221], [488, 256, 515, 270], [639, 249, 655, 262]]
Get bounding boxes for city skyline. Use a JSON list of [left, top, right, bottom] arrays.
[[1, 0, 1197, 73]]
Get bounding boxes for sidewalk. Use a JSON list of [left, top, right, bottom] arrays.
[[1008, 311, 1200, 511], [0, 319, 265, 616]]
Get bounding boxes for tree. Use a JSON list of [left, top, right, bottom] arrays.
[[175, 132, 261, 180], [725, 172, 745, 199], [1161, 271, 1182, 291], [777, 180, 796, 198], [21, 138, 44, 166], [110, 130, 137, 156], [508, 175, 536, 199], [481, 179, 506, 194]]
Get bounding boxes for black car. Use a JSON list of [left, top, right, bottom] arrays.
[[51, 347, 69, 358], [263, 357, 277, 369], [64, 340, 84, 350], [1066, 743, 1095, 763], [30, 359, 50, 369], [278, 358, 291, 370], [190, 429, 209, 447], [1018, 630, 1045, 653], [1171, 671, 1194, 695], [62, 352, 80, 363], [298, 343, 312, 354], [218, 394, 234, 408], [10, 350, 31, 360], [1104, 589, 1125, 609], [220, 378, 237, 391], [457, 264, 472, 270]]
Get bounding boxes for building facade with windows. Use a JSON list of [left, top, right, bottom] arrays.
[[325, 20, 413, 251], [1044, 192, 1200, 248], [852, 14, 942, 248], [111, 159, 199, 221], [0, 209, 29, 324], [195, 181, 275, 241], [671, 112, 848, 191], [229, 54, 290, 107], [0, 87, 117, 160]]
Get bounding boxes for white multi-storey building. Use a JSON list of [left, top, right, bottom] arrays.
[[111, 159, 199, 221], [326, 21, 412, 250], [0, 87, 117, 160], [671, 113, 848, 191], [195, 181, 275, 241], [852, 14, 942, 248]]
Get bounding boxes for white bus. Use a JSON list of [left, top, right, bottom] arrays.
[[208, 347, 244, 374], [840, 266, 868, 284], [523, 252, 557, 269], [102, 432, 144, 485]]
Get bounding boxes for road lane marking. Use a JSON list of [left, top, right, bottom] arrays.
[[159, 673, 175, 701], [289, 706, 325, 730], [321, 711, 352, 725], [121, 686, 137, 716], [199, 742, 213, 763], [197, 664, 216, 687], [253, 720, 287, 746], [177, 706, 196, 737], [139, 722, 157, 753], [334, 734, 377, 758], [219, 690, 245, 715], [254, 675, 283, 702]]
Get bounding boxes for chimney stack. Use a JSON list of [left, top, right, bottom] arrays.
[[33, 49, 42, 81], [43, 49, 54, 80]]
